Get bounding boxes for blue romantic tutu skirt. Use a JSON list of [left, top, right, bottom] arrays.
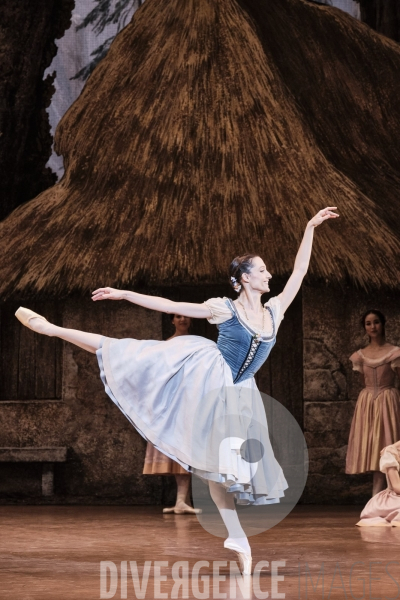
[[97, 334, 288, 505]]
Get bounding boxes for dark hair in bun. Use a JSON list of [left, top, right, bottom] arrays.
[[360, 309, 386, 338], [229, 254, 258, 293]]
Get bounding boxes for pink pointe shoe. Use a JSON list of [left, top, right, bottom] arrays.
[[15, 307, 48, 330], [162, 506, 202, 515], [224, 540, 252, 576]]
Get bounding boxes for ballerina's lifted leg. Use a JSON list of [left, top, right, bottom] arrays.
[[15, 307, 102, 353]]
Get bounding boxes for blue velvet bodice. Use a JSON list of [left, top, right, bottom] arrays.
[[216, 299, 276, 384]]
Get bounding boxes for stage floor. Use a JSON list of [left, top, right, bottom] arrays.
[[0, 505, 399, 600]]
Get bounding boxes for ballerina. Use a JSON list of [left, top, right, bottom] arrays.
[[15, 207, 338, 575], [346, 310, 400, 496]]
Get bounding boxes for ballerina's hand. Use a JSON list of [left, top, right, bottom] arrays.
[[308, 207, 339, 228], [92, 287, 125, 301]]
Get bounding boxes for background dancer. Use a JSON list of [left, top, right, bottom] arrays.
[[346, 310, 400, 496], [143, 314, 200, 515], [15, 207, 338, 575], [356, 440, 400, 527]]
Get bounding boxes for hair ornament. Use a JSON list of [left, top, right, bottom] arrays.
[[230, 276, 242, 293]]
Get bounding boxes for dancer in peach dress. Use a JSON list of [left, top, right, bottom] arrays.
[[356, 441, 400, 527], [346, 310, 400, 496], [143, 314, 201, 515]]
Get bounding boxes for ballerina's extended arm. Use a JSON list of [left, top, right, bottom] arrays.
[[93, 207, 338, 317], [277, 207, 339, 315], [91, 287, 212, 319]]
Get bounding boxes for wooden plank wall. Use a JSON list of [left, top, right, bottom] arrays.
[[0, 301, 63, 400], [256, 289, 303, 427]]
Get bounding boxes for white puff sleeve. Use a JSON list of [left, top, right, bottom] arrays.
[[349, 351, 363, 374], [391, 358, 400, 371], [203, 297, 233, 325], [264, 295, 284, 333], [390, 349, 400, 372], [379, 446, 400, 474]]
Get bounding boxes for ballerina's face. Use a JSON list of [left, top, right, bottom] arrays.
[[364, 313, 383, 340], [242, 256, 272, 293]]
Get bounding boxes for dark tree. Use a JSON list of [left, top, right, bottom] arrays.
[[359, 0, 400, 42], [0, 0, 74, 221]]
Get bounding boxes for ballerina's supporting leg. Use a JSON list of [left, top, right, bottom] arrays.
[[209, 481, 251, 563], [18, 312, 102, 354]]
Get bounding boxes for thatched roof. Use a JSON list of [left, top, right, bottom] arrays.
[[1, 0, 400, 297]]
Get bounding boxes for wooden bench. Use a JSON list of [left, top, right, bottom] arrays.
[[0, 447, 67, 496]]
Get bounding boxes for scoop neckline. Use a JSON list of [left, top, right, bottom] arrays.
[[358, 346, 400, 361], [227, 298, 275, 340]]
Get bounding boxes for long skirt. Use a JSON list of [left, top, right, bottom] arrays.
[[346, 387, 400, 473], [143, 442, 188, 475], [357, 489, 400, 526], [97, 334, 288, 505]]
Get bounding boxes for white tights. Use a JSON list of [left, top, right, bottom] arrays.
[[209, 481, 250, 554], [30, 318, 102, 354]]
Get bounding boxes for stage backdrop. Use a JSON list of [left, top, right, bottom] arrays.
[[0, 0, 400, 506]]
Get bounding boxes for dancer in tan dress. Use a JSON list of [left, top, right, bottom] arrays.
[[346, 310, 400, 496], [356, 441, 400, 527], [143, 314, 201, 515]]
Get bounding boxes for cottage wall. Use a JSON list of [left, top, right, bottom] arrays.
[[1, 284, 399, 505], [0, 299, 168, 504], [0, 282, 302, 505]]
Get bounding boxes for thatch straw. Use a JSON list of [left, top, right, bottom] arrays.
[[0, 0, 399, 298]]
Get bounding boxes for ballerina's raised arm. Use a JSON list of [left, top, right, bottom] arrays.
[[277, 206, 338, 315]]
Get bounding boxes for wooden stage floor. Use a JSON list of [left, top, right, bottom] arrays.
[[0, 505, 399, 600]]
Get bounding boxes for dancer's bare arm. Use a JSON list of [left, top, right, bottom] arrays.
[[92, 288, 212, 318], [278, 207, 339, 314], [381, 440, 400, 456], [387, 467, 400, 495]]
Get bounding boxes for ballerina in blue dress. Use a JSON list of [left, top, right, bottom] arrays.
[[15, 207, 338, 574]]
